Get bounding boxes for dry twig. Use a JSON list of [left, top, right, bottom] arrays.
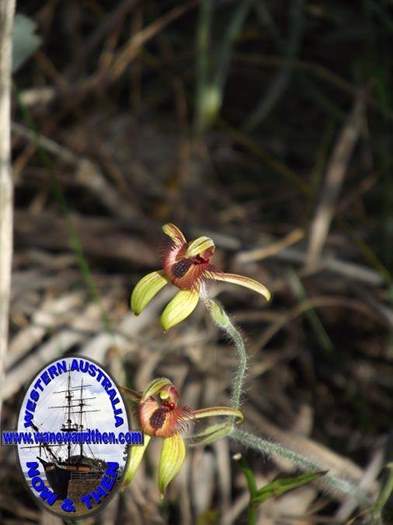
[[0, 0, 16, 419], [306, 90, 366, 271]]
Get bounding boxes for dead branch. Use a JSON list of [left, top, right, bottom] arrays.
[[0, 0, 16, 419], [306, 90, 366, 271]]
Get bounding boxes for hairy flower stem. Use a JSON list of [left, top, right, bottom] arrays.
[[230, 428, 371, 506], [205, 298, 369, 507], [205, 299, 246, 410]]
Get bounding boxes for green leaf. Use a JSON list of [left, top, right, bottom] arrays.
[[236, 455, 258, 498], [252, 471, 327, 505], [372, 462, 393, 522], [12, 14, 41, 72], [237, 458, 327, 524]]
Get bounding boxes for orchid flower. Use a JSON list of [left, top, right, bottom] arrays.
[[131, 224, 271, 330], [121, 378, 243, 497]]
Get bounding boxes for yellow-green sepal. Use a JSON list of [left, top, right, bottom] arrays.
[[160, 289, 199, 330], [123, 434, 151, 487], [185, 236, 215, 257], [131, 271, 168, 315], [141, 377, 173, 402], [158, 433, 186, 497]]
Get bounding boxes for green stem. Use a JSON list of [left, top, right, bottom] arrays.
[[205, 299, 247, 410], [226, 318, 247, 410], [204, 299, 369, 511], [247, 504, 257, 525], [230, 428, 371, 506]]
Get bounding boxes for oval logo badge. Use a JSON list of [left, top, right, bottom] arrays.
[[16, 357, 140, 518]]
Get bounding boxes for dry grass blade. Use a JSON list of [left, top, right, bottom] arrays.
[[0, 0, 16, 420], [66, 0, 142, 79], [271, 244, 384, 286], [335, 448, 384, 522], [7, 291, 84, 368], [245, 405, 376, 493], [3, 329, 87, 401], [306, 90, 366, 271], [110, 0, 198, 81], [236, 228, 304, 263], [253, 295, 385, 351], [12, 122, 137, 220], [15, 211, 156, 265]]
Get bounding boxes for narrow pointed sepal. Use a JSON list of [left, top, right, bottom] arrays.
[[131, 271, 168, 315], [123, 434, 151, 487], [120, 386, 142, 403], [160, 289, 199, 330], [162, 223, 187, 246], [158, 433, 186, 497], [205, 271, 271, 302]]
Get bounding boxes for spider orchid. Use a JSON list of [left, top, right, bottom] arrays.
[[131, 224, 271, 330], [121, 378, 243, 497]]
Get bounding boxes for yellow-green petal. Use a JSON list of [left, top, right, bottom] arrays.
[[123, 434, 151, 486], [131, 271, 168, 315], [141, 377, 173, 402], [158, 433, 186, 497], [205, 271, 271, 302], [193, 406, 244, 424], [185, 236, 215, 257], [160, 289, 200, 331], [162, 223, 187, 246]]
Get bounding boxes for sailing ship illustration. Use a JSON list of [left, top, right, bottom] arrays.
[[26, 371, 107, 499]]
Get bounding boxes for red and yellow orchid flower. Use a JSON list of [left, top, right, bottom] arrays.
[[121, 378, 243, 497], [131, 224, 271, 330]]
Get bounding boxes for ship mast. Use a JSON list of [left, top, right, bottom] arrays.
[[63, 371, 74, 461], [49, 368, 98, 462], [23, 421, 60, 463], [23, 367, 100, 467], [78, 379, 84, 457]]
